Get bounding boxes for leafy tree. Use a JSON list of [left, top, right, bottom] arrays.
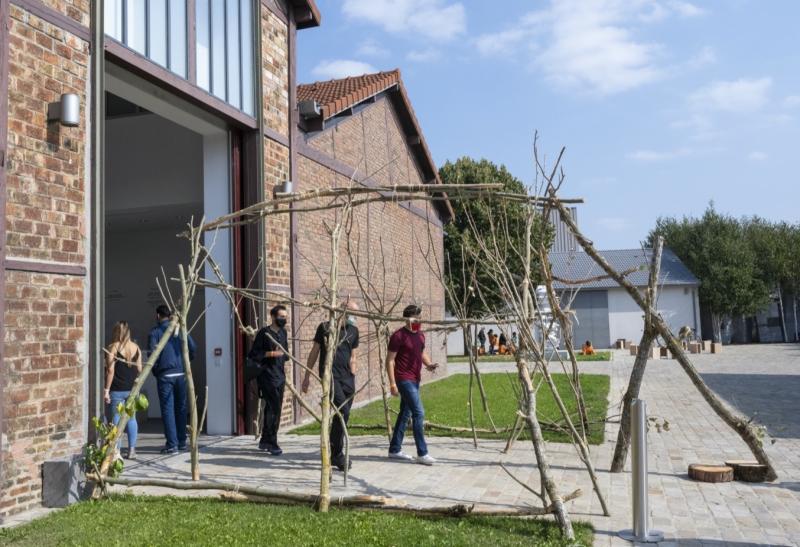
[[439, 157, 552, 325], [646, 204, 769, 342]]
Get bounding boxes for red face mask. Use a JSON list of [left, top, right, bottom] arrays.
[[410, 320, 422, 333]]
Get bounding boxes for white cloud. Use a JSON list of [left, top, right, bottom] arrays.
[[690, 77, 772, 113], [342, 0, 466, 41], [627, 147, 690, 161], [747, 151, 767, 161], [685, 45, 716, 70], [356, 39, 390, 58], [407, 48, 440, 62], [311, 59, 377, 80], [783, 95, 800, 108], [472, 0, 709, 95]]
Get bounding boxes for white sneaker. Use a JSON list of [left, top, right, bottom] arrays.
[[388, 451, 413, 461], [416, 454, 436, 466]]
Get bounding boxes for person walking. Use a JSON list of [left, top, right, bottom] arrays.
[[104, 321, 143, 459], [477, 328, 486, 354], [149, 305, 196, 455], [386, 304, 439, 465], [301, 302, 360, 471], [249, 305, 289, 456]]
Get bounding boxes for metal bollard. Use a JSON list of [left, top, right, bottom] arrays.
[[619, 399, 663, 543]]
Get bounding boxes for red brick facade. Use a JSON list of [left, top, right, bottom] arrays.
[[293, 95, 448, 420], [1, 2, 90, 517]]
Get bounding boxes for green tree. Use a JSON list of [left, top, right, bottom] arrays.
[[439, 158, 552, 327], [646, 204, 769, 342]]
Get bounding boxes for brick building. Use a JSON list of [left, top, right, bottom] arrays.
[[0, 0, 449, 518]]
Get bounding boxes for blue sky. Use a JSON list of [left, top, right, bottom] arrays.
[[297, 0, 800, 249]]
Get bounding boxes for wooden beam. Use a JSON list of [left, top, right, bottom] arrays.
[[10, 0, 91, 41]]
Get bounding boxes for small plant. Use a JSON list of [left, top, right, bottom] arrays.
[[83, 394, 149, 479]]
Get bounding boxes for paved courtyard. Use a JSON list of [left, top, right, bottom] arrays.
[[99, 344, 800, 545]]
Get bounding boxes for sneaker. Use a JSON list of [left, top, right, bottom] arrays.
[[388, 451, 413, 461], [178, 445, 189, 452], [160, 446, 178, 455], [125, 448, 137, 460], [415, 454, 436, 466], [268, 446, 283, 456], [258, 442, 272, 451], [333, 456, 352, 472]]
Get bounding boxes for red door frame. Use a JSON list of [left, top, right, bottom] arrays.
[[231, 131, 247, 435]]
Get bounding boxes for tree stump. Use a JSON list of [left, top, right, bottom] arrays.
[[623, 340, 631, 350], [629, 344, 638, 355], [659, 347, 668, 358], [724, 460, 769, 482], [688, 464, 733, 483], [711, 342, 722, 354], [615, 339, 626, 349], [702, 340, 712, 351], [688, 341, 701, 354]]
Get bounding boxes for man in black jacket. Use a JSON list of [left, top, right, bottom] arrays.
[[301, 301, 360, 471], [149, 304, 196, 455], [248, 304, 289, 456]]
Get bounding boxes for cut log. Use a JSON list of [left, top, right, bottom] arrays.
[[629, 344, 638, 356], [616, 339, 626, 349], [688, 464, 733, 483], [702, 340, 712, 351], [724, 460, 769, 482], [659, 347, 668, 358], [688, 342, 701, 354], [711, 342, 722, 354]]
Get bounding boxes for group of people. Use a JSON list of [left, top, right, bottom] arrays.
[[104, 302, 439, 470], [476, 328, 517, 356], [103, 305, 197, 459]]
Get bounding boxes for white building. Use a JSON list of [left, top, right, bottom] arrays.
[[549, 248, 701, 348]]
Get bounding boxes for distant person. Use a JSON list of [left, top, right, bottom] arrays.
[[249, 305, 289, 456], [477, 328, 486, 354], [511, 331, 518, 351], [302, 302, 360, 471], [386, 304, 439, 465], [105, 321, 143, 459], [488, 330, 498, 355], [149, 305, 196, 455], [498, 333, 508, 354], [582, 340, 595, 356]]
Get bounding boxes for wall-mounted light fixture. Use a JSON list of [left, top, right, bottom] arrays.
[[274, 180, 294, 197], [47, 93, 80, 127]]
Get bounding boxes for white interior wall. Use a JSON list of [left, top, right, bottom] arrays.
[[608, 285, 700, 342]]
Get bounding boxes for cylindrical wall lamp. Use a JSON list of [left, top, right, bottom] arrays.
[[47, 93, 80, 127]]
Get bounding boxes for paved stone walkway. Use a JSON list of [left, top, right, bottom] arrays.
[[105, 344, 800, 545]]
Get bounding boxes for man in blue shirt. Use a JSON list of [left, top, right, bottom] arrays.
[[149, 304, 196, 455]]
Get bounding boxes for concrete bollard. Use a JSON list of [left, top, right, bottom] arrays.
[[619, 399, 664, 543]]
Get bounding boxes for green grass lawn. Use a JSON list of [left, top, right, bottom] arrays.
[[0, 496, 593, 546], [447, 351, 612, 363], [294, 373, 610, 445]]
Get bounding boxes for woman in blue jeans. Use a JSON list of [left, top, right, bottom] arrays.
[[104, 321, 143, 459]]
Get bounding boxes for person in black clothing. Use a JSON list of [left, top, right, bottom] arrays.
[[104, 321, 142, 459], [248, 304, 289, 456], [477, 328, 486, 353], [301, 302, 360, 471]]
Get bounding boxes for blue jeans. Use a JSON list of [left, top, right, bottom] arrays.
[[157, 375, 187, 449], [389, 380, 428, 457], [108, 391, 138, 449]]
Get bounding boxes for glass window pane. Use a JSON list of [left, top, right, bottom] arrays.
[[196, 0, 210, 90], [211, 0, 227, 100], [105, 0, 123, 40], [240, 0, 254, 116], [126, 0, 147, 54], [169, 0, 187, 77], [226, 0, 240, 109], [149, 0, 168, 67]]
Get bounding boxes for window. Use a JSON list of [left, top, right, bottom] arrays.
[[106, 0, 256, 115]]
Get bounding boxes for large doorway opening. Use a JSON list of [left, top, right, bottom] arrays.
[[103, 64, 236, 435]]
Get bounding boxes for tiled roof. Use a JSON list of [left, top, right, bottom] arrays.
[[297, 70, 402, 119], [549, 248, 699, 290]]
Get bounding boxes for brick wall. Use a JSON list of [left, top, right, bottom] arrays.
[[1, 4, 89, 517], [293, 96, 447, 422], [261, 8, 289, 137]]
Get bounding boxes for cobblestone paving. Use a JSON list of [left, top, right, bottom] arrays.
[[111, 344, 800, 546]]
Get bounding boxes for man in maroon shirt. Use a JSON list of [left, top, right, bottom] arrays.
[[386, 304, 439, 465]]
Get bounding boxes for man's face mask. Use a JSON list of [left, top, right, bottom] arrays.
[[409, 318, 422, 332], [276, 316, 287, 328], [346, 315, 357, 327]]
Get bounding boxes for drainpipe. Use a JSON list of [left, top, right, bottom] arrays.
[[89, 0, 105, 441]]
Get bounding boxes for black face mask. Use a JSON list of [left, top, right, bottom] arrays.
[[275, 317, 287, 328]]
